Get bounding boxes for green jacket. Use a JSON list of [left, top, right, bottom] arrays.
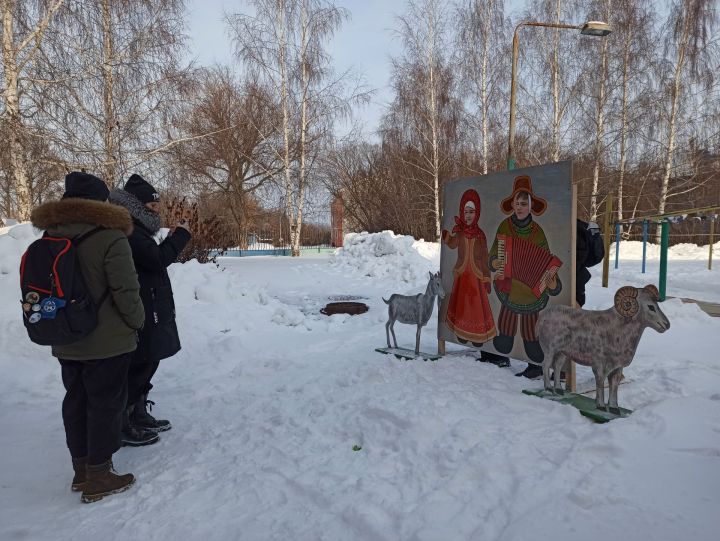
[[30, 198, 145, 360], [489, 216, 562, 313]]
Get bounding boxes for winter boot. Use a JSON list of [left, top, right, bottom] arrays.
[[478, 350, 510, 368], [81, 460, 135, 503], [121, 406, 160, 447], [71, 456, 87, 492], [515, 364, 543, 379], [131, 394, 171, 432], [493, 334, 514, 354]]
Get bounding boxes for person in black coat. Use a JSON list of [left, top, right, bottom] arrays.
[[575, 219, 605, 308], [109, 174, 191, 445]]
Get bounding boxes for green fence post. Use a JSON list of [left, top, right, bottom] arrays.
[[659, 220, 669, 301], [602, 194, 613, 288], [709, 216, 715, 271], [641, 220, 648, 273]]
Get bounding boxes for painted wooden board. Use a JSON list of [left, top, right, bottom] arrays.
[[522, 389, 632, 423], [375, 347, 442, 361], [439, 162, 574, 364]]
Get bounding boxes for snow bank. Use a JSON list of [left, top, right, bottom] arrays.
[[168, 260, 309, 329], [0, 223, 41, 317], [332, 231, 440, 286]]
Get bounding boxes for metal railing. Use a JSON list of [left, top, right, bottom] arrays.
[[601, 197, 718, 300]]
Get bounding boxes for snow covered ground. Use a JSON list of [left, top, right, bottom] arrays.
[[1, 228, 719, 541]]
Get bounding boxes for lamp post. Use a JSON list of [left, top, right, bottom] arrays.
[[507, 20, 611, 170]]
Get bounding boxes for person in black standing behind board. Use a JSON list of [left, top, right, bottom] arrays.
[[109, 174, 191, 445]]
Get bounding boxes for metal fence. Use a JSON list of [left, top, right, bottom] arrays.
[[222, 218, 334, 257]]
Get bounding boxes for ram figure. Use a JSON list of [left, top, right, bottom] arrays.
[[537, 285, 670, 412]]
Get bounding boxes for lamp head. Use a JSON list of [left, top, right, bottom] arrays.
[[580, 21, 611, 37]]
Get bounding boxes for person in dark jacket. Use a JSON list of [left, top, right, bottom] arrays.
[[575, 219, 605, 308], [31, 172, 145, 503], [109, 174, 191, 444]]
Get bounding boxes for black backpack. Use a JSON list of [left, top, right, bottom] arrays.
[[20, 227, 108, 346]]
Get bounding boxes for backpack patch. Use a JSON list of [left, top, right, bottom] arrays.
[[20, 228, 107, 346]]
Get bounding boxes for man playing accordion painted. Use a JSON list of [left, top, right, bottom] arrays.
[[488, 175, 562, 378]]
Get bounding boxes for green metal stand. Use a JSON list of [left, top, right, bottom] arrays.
[[659, 220, 669, 301]]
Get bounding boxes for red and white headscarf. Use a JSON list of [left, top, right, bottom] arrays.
[[452, 189, 483, 239]]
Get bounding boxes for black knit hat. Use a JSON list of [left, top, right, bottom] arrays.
[[124, 174, 160, 204], [62, 172, 109, 202]]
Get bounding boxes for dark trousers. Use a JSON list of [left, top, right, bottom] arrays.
[[59, 353, 131, 464], [127, 353, 160, 407]]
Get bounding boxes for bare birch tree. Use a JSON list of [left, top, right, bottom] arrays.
[[0, 0, 63, 219], [609, 0, 655, 230], [36, 0, 188, 187], [586, 0, 612, 220], [386, 0, 457, 240], [516, 0, 585, 167], [231, 0, 365, 256], [455, 0, 509, 175], [657, 0, 717, 230]]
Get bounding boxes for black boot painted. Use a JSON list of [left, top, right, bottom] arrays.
[[493, 334, 514, 354]]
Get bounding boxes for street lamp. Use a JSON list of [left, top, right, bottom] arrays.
[[580, 21, 612, 37], [507, 20, 612, 170]]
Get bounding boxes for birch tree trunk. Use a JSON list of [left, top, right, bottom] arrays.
[[480, 0, 492, 175], [428, 5, 440, 241], [100, 0, 118, 186], [658, 12, 690, 230], [0, 0, 64, 220], [551, 0, 562, 162], [590, 0, 611, 222], [293, 0, 310, 257], [617, 26, 632, 232], [277, 0, 295, 251], [1, 4, 30, 220]]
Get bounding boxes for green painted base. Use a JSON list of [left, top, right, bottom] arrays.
[[375, 347, 441, 361], [522, 389, 633, 423]]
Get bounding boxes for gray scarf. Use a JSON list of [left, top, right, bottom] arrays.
[[109, 189, 162, 234]]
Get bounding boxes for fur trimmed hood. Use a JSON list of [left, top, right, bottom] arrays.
[[109, 189, 162, 234], [31, 198, 133, 235]]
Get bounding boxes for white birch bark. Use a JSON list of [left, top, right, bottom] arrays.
[[428, 4, 440, 241], [590, 0, 611, 221], [0, 0, 64, 219], [617, 25, 632, 231], [551, 0, 562, 162], [480, 0, 491, 175], [101, 0, 118, 186], [293, 0, 310, 257], [658, 12, 690, 223], [277, 0, 295, 251]]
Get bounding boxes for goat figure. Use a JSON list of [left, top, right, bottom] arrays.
[[537, 285, 670, 412], [383, 271, 446, 355]]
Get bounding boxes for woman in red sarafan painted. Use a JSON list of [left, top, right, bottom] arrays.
[[441, 188, 497, 346]]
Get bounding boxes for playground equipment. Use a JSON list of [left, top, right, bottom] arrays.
[[601, 198, 719, 301]]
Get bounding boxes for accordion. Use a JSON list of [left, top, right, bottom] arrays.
[[497, 234, 563, 298]]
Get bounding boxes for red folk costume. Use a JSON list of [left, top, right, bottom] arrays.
[[441, 189, 497, 344]]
